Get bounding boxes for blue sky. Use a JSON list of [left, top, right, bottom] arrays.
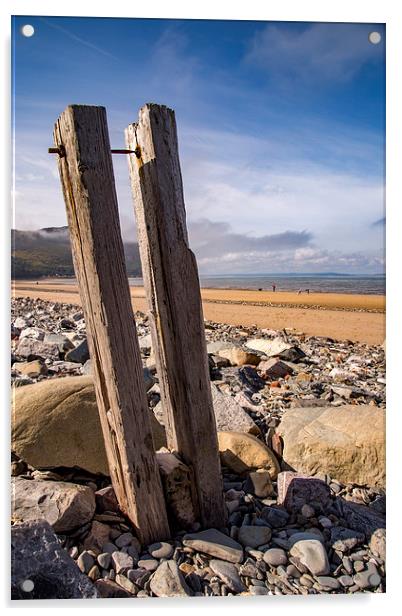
[[12, 17, 385, 274]]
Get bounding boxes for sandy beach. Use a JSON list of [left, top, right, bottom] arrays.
[[12, 281, 385, 345]]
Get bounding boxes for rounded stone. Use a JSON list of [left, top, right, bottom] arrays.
[[148, 542, 174, 560], [138, 557, 159, 572], [263, 548, 287, 567], [238, 526, 272, 549], [97, 553, 112, 569], [115, 532, 134, 548], [289, 539, 330, 576]]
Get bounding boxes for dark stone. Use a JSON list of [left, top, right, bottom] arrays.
[[330, 527, 365, 552], [260, 506, 290, 528], [340, 500, 386, 541], [11, 520, 97, 599], [277, 346, 306, 363], [143, 367, 155, 392], [65, 339, 90, 364], [95, 486, 119, 513], [369, 495, 386, 515], [238, 366, 265, 392]]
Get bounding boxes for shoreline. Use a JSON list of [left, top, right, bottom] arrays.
[[12, 281, 386, 345]]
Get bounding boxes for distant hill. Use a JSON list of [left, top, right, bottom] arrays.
[[11, 226, 142, 279]]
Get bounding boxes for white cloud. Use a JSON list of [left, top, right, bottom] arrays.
[[13, 108, 384, 274]]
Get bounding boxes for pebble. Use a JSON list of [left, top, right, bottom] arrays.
[[209, 560, 245, 593], [115, 574, 138, 595], [238, 526, 271, 549], [338, 575, 354, 587], [10, 297, 386, 596], [316, 576, 340, 590], [354, 565, 381, 589], [249, 586, 270, 595], [183, 529, 243, 563], [97, 553, 112, 569], [263, 548, 288, 567], [148, 541, 174, 559], [77, 551, 95, 574], [137, 557, 159, 572], [102, 542, 118, 554], [111, 551, 134, 574], [115, 532, 134, 548], [289, 539, 330, 576]]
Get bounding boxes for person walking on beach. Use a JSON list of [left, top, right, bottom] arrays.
[[272, 283, 276, 292]]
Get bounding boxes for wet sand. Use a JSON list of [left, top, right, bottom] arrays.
[[12, 281, 385, 345]]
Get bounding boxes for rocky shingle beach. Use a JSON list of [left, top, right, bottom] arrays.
[[11, 296, 385, 598]]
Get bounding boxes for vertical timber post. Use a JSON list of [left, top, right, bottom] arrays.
[[126, 104, 227, 528], [52, 105, 170, 544]]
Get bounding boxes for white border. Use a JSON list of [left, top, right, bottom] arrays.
[[2, 1, 401, 615]]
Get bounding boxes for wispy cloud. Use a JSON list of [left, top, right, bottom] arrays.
[[245, 23, 384, 84], [39, 17, 119, 61]]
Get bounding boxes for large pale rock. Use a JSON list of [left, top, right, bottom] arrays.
[[12, 376, 166, 476], [11, 520, 97, 599], [12, 477, 95, 532], [211, 384, 259, 435], [217, 431, 280, 479], [276, 405, 385, 487]]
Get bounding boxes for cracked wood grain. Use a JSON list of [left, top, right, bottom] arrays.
[[53, 105, 170, 544], [125, 104, 226, 528]]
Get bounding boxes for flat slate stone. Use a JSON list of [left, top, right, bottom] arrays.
[[209, 559, 245, 593], [340, 500, 386, 541], [183, 529, 244, 563], [11, 520, 97, 599], [150, 560, 192, 597]]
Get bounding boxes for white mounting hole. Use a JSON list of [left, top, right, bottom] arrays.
[[21, 24, 35, 38], [20, 579, 35, 592], [368, 31, 381, 45]]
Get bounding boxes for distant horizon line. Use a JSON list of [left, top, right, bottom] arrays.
[[196, 272, 386, 278]]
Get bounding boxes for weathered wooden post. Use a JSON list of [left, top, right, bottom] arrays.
[[52, 105, 170, 544], [126, 104, 227, 528]]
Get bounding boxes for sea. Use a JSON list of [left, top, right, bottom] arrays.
[[129, 274, 385, 295], [46, 274, 385, 295]]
